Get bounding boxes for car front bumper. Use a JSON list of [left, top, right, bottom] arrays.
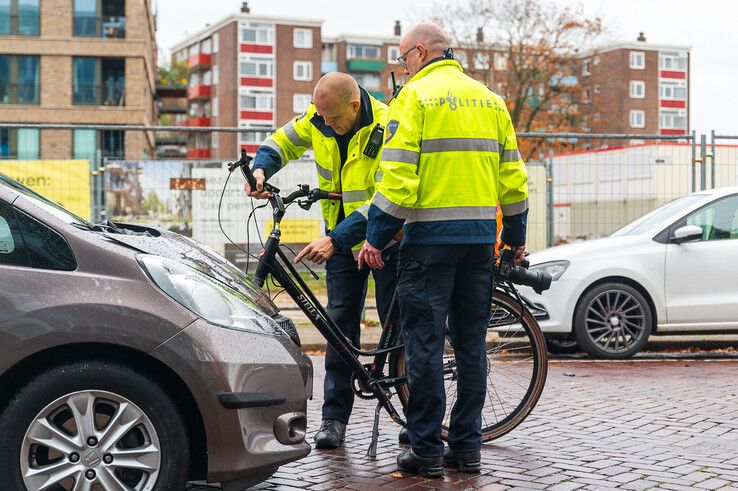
[[152, 318, 313, 484], [518, 279, 583, 334]]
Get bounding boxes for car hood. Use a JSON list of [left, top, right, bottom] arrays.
[[529, 234, 648, 265], [102, 225, 279, 317]]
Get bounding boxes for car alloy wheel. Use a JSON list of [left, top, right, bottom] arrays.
[[21, 390, 161, 490], [574, 282, 652, 359]]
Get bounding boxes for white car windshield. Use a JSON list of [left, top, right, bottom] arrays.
[[611, 194, 707, 237]]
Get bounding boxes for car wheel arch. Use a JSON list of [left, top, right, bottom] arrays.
[[0, 342, 208, 481], [573, 276, 658, 334]]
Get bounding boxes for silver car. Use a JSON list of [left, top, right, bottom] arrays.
[[0, 173, 312, 490]]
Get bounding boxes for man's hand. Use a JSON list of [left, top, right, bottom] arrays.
[[357, 241, 384, 270], [512, 245, 526, 265], [294, 236, 336, 265], [243, 168, 271, 199]]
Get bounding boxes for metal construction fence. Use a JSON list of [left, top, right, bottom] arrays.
[[2, 123, 736, 270]]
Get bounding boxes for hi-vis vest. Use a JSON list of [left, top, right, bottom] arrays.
[[260, 92, 388, 250], [369, 59, 528, 246]]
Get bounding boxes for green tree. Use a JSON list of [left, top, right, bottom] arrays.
[[143, 190, 164, 213]]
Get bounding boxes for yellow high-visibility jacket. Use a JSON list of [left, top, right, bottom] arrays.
[[253, 87, 388, 251], [366, 58, 529, 248]]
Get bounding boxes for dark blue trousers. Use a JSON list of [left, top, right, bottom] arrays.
[[322, 245, 399, 424], [398, 243, 494, 458]]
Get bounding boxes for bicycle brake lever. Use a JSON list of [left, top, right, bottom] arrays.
[[297, 200, 313, 211]]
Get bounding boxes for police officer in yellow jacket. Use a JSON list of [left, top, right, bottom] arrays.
[[358, 23, 529, 476], [245, 72, 399, 449]]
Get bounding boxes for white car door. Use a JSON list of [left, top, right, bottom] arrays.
[[664, 193, 738, 328]]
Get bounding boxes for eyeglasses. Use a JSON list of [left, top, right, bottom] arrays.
[[397, 46, 418, 70]]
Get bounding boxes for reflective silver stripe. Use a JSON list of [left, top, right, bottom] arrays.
[[500, 199, 528, 216], [284, 120, 311, 148], [373, 191, 412, 219], [262, 137, 286, 165], [421, 138, 500, 153], [374, 170, 383, 182], [343, 187, 374, 203], [406, 206, 497, 223], [500, 148, 522, 163], [315, 162, 333, 181], [381, 148, 419, 165], [355, 203, 370, 219]]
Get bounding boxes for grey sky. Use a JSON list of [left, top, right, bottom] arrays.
[[155, 0, 738, 136]]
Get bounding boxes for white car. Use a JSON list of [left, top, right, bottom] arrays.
[[520, 187, 738, 358]]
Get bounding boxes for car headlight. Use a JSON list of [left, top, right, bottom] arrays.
[[138, 254, 287, 338], [529, 260, 569, 281]]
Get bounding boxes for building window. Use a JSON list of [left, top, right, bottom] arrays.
[[347, 44, 380, 59], [387, 46, 400, 64], [351, 73, 380, 90], [239, 57, 273, 77], [583, 87, 591, 103], [212, 132, 218, 149], [630, 51, 645, 69], [629, 80, 645, 99], [0, 128, 39, 159], [593, 84, 601, 94], [201, 37, 211, 54], [73, 129, 124, 159], [73, 57, 125, 106], [293, 28, 312, 49], [0, 55, 39, 104], [494, 52, 508, 71], [582, 59, 590, 76], [212, 65, 218, 85], [73, 0, 125, 38], [660, 80, 686, 99], [630, 110, 645, 128], [212, 32, 219, 53], [240, 130, 271, 144], [293, 94, 311, 114], [660, 110, 687, 129], [240, 92, 273, 110], [212, 96, 218, 117], [0, 0, 40, 35], [473, 52, 489, 70], [659, 51, 687, 70], [241, 22, 273, 44], [293, 61, 312, 81]]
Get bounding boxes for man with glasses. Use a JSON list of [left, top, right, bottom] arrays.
[[359, 22, 529, 476], [245, 72, 401, 449]]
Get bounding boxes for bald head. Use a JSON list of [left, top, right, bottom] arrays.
[[314, 72, 360, 107], [313, 72, 362, 135], [403, 22, 450, 58]]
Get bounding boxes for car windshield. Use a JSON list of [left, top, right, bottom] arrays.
[[0, 172, 92, 226], [611, 194, 708, 237]]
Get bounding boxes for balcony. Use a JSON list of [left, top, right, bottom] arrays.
[[73, 82, 125, 106], [155, 132, 187, 145], [187, 84, 211, 100], [346, 59, 386, 72], [187, 148, 212, 159], [188, 53, 211, 70], [73, 16, 126, 38], [180, 117, 211, 127], [0, 83, 40, 104]]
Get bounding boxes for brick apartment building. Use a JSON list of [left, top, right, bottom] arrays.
[[170, 2, 321, 159], [0, 0, 158, 160], [581, 33, 691, 136]]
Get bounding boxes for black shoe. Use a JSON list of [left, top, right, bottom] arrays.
[[314, 419, 346, 449], [397, 449, 444, 478], [443, 447, 481, 473], [398, 427, 410, 445]]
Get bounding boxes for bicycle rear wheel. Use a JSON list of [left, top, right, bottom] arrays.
[[391, 288, 548, 441]]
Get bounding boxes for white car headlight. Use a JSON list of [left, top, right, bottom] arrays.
[[138, 254, 286, 337], [529, 260, 569, 281]]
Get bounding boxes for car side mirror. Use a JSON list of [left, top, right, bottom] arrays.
[[671, 225, 703, 244]]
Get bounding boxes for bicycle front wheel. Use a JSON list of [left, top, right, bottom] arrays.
[[392, 288, 548, 441]]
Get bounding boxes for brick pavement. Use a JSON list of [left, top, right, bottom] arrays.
[[193, 357, 738, 490]]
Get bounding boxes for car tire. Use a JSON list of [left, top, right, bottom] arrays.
[[545, 336, 579, 355], [574, 282, 652, 359], [0, 360, 190, 490]]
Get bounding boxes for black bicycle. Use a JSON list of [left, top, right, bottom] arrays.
[[228, 149, 551, 456]]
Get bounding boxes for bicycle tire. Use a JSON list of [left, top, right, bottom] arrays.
[[390, 287, 548, 441]]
